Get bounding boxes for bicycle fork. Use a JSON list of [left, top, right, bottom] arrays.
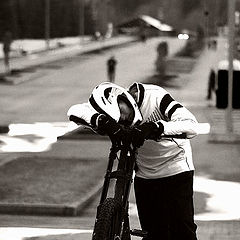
[[95, 145, 147, 239]]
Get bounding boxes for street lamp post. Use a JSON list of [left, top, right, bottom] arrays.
[[204, 0, 209, 46], [79, 0, 85, 45], [45, 0, 50, 50], [226, 0, 235, 133]]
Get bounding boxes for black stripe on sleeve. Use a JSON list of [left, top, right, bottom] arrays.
[[160, 94, 174, 116], [138, 83, 145, 108], [168, 104, 183, 119]]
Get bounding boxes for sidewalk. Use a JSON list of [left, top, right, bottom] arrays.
[[0, 35, 138, 84]]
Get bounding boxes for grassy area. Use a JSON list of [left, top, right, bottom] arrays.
[[0, 156, 107, 204]]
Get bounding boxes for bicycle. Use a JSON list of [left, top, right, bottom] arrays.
[[90, 128, 187, 240]]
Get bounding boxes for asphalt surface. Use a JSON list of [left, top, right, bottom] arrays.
[[0, 35, 240, 240]]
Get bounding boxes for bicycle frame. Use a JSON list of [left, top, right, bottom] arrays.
[[91, 132, 187, 240], [98, 143, 136, 237], [91, 140, 147, 240], [100, 143, 136, 203]]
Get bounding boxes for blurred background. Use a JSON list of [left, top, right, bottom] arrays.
[[1, 1, 240, 240], [0, 0, 233, 41]]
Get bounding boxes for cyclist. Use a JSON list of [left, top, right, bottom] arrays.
[[67, 82, 199, 240]]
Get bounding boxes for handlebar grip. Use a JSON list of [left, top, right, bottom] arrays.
[[161, 133, 187, 139], [69, 115, 91, 127]]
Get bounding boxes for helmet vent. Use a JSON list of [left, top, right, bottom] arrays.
[[104, 88, 111, 99], [101, 97, 106, 105]]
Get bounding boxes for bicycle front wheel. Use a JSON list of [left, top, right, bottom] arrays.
[[92, 198, 130, 240]]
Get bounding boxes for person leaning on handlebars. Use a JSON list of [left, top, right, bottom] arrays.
[[67, 82, 199, 240]]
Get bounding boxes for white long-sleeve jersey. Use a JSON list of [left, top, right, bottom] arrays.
[[67, 82, 199, 179], [128, 83, 198, 179]]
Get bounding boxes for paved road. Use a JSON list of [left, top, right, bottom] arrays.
[[0, 37, 185, 125]]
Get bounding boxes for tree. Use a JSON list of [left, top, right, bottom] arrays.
[[181, 0, 201, 17]]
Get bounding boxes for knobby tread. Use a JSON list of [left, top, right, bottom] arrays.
[[92, 198, 121, 240]]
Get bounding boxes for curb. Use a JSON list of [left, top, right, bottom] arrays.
[[0, 180, 103, 216], [81, 38, 138, 55], [1, 70, 48, 85], [72, 181, 103, 216]]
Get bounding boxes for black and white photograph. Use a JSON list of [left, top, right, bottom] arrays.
[[0, 0, 240, 239]]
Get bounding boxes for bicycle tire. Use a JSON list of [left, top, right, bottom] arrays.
[[92, 198, 130, 240]]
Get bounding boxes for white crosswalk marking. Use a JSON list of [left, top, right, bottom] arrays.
[[0, 227, 92, 240], [0, 122, 77, 152]]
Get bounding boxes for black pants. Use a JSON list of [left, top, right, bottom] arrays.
[[108, 71, 115, 83], [134, 171, 197, 240]]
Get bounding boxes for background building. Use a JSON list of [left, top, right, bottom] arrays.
[[0, 0, 232, 40]]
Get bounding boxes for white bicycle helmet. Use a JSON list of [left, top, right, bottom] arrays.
[[89, 82, 142, 126]]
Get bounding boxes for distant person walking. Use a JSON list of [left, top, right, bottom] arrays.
[[107, 55, 117, 83], [207, 69, 216, 100], [2, 31, 12, 74]]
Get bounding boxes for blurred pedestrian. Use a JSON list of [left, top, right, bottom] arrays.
[[139, 26, 147, 43], [207, 68, 216, 100], [107, 55, 117, 83], [140, 32, 147, 43], [2, 31, 12, 74], [93, 31, 101, 41]]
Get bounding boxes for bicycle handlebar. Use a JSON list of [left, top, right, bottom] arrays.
[[110, 133, 188, 153]]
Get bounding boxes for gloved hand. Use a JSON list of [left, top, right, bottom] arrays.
[[91, 114, 123, 145], [130, 127, 145, 148], [131, 121, 164, 148], [142, 121, 164, 141]]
